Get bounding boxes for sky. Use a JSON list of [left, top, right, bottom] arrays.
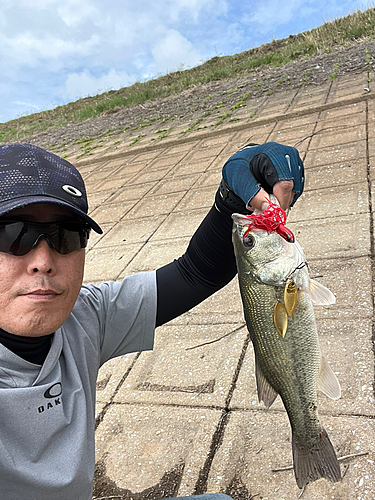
[[0, 0, 366, 123]]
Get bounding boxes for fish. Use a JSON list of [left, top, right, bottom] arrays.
[[231, 205, 341, 489]]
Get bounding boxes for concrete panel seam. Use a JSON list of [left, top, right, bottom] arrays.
[[365, 100, 375, 403], [95, 352, 142, 430], [76, 92, 375, 169]]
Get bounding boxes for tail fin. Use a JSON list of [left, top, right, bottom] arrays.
[[292, 428, 341, 489]]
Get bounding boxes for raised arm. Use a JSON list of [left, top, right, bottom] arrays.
[[155, 142, 305, 326]]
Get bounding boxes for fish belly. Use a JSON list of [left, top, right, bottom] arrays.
[[241, 281, 319, 421], [239, 279, 341, 488]]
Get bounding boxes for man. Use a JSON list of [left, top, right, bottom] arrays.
[[0, 142, 303, 498]]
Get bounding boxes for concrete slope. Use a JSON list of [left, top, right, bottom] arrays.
[[70, 69, 374, 499]]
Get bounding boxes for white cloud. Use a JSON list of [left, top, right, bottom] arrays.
[[151, 29, 202, 74], [166, 0, 228, 23], [19, 0, 56, 9], [64, 68, 134, 100], [57, 0, 99, 27], [0, 0, 367, 123], [0, 32, 99, 69], [14, 101, 40, 109], [242, 0, 313, 31]]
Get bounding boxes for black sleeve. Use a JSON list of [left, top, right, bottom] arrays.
[[155, 187, 249, 327]]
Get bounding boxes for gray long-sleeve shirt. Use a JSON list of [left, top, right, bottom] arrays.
[[0, 272, 156, 499]]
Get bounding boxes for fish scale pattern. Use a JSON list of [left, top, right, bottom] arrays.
[[232, 215, 341, 488]]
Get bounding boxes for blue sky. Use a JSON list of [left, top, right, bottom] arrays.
[[0, 0, 366, 123]]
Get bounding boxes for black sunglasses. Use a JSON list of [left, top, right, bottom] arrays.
[[0, 220, 91, 256]]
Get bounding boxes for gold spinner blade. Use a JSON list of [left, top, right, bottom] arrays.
[[284, 279, 298, 317], [274, 302, 288, 338]]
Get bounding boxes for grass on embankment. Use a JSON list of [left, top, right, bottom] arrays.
[[1, 5, 374, 144]]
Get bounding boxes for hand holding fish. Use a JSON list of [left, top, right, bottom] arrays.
[[249, 179, 294, 212], [222, 142, 304, 212]]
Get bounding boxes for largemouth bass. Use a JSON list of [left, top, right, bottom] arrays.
[[232, 209, 341, 489]]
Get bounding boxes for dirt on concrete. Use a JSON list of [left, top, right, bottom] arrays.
[[28, 39, 375, 150]]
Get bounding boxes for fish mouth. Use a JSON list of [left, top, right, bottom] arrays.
[[232, 213, 253, 225], [232, 213, 257, 236], [232, 213, 269, 243], [232, 204, 295, 243]]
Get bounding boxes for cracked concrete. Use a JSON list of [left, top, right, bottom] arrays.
[[64, 70, 375, 499]]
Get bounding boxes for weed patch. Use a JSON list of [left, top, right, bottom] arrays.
[[129, 135, 144, 146], [180, 118, 203, 134], [330, 62, 340, 81], [231, 91, 252, 110]]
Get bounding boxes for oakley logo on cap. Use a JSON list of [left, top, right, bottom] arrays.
[[62, 185, 83, 197]]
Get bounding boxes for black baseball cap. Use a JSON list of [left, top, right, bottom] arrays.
[[0, 143, 102, 234]]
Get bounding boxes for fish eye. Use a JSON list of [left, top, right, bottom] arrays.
[[243, 234, 255, 248]]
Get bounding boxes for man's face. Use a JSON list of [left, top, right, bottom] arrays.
[[0, 204, 85, 337]]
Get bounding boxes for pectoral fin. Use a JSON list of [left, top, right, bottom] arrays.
[[309, 279, 336, 306], [317, 356, 341, 400], [256, 359, 278, 408]]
